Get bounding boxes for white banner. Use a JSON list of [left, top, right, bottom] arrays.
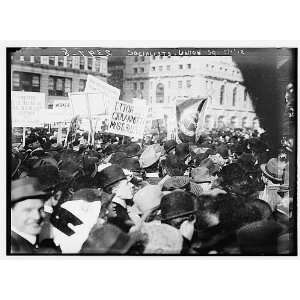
[[107, 100, 148, 139], [69, 92, 115, 118], [11, 91, 46, 127]]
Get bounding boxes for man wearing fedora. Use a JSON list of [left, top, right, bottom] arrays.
[[10, 177, 50, 254]]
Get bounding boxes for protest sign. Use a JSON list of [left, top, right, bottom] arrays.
[[11, 91, 46, 127], [108, 100, 148, 139]]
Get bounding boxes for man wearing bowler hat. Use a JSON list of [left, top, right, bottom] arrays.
[[95, 164, 134, 232], [10, 177, 51, 254]]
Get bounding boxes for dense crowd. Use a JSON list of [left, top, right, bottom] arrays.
[[10, 122, 294, 255]]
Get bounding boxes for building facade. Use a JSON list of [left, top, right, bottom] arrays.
[[121, 55, 259, 129], [11, 55, 109, 108]]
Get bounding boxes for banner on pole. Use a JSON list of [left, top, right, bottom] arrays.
[[107, 100, 148, 139], [85, 75, 120, 99], [69, 92, 115, 118], [12, 91, 46, 127]]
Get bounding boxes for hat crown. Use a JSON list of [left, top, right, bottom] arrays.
[[161, 190, 197, 221], [96, 164, 126, 189]]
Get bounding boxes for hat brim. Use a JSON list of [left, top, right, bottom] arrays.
[[161, 209, 198, 222], [260, 164, 283, 182]]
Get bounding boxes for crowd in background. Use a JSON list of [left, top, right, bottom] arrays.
[[10, 121, 294, 255]]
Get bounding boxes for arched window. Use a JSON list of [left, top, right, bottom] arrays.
[[230, 116, 237, 128], [217, 116, 225, 128], [232, 87, 237, 106], [220, 85, 225, 105], [156, 83, 164, 103]]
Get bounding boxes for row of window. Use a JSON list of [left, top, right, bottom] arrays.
[[219, 85, 247, 106], [132, 80, 192, 91], [12, 71, 87, 96], [18, 56, 105, 73], [133, 64, 192, 74], [206, 64, 240, 75]]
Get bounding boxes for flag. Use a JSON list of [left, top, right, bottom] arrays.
[[176, 97, 208, 143]]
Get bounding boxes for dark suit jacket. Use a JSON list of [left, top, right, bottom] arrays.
[[10, 231, 37, 254]]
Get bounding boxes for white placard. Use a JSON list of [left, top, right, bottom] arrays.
[[107, 100, 148, 139], [11, 91, 46, 127]]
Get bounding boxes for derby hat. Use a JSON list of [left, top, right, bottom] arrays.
[[160, 190, 198, 221], [95, 164, 127, 189], [11, 177, 50, 204], [260, 158, 285, 183]]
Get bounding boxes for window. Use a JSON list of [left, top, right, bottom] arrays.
[[211, 65, 215, 69], [12, 72, 40, 92], [23, 56, 31, 62], [48, 76, 72, 96], [152, 66, 156, 71], [152, 55, 155, 60], [159, 66, 163, 71], [58, 56, 64, 67], [168, 81, 171, 88], [150, 81, 153, 89], [178, 81, 182, 88], [134, 57, 138, 62], [186, 80, 191, 88], [95, 57, 101, 73], [133, 82, 137, 90], [179, 64, 183, 69], [220, 85, 225, 105], [49, 56, 55, 65], [232, 87, 237, 106], [65, 78, 72, 94], [12, 72, 20, 89], [140, 82, 144, 90], [87, 57, 93, 70], [34, 56, 41, 64], [80, 57, 85, 70], [206, 80, 209, 89], [140, 67, 144, 73], [133, 68, 138, 74], [141, 57, 145, 62], [187, 64, 191, 69], [167, 65, 171, 71], [156, 83, 164, 103], [67, 56, 73, 68], [79, 79, 86, 92]]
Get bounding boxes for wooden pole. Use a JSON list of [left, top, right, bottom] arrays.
[[22, 127, 26, 147], [85, 93, 94, 146]]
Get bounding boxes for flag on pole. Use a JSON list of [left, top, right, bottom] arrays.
[[176, 97, 208, 143]]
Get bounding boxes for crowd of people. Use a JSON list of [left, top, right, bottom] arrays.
[[10, 121, 294, 255]]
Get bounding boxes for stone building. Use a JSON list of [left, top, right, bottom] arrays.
[[11, 55, 109, 108], [121, 55, 259, 129]]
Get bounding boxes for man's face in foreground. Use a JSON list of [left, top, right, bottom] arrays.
[[11, 199, 45, 236]]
